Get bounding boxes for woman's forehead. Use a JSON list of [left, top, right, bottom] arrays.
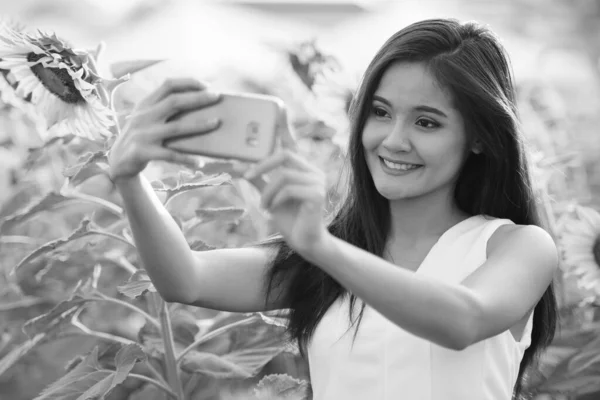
[[374, 62, 455, 111]]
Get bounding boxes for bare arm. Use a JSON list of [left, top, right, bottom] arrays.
[[109, 78, 290, 312], [301, 224, 557, 350], [116, 173, 288, 312]]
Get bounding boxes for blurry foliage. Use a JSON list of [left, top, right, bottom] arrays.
[[0, 31, 348, 399], [1, 7, 600, 399]]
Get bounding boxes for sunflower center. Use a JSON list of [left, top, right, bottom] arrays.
[[593, 235, 600, 269], [27, 52, 85, 104]]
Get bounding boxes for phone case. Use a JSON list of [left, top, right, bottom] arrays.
[[164, 92, 283, 163]]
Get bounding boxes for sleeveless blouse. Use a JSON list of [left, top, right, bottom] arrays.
[[307, 215, 534, 400]]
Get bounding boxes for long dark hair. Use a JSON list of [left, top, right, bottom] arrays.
[[257, 18, 557, 399]]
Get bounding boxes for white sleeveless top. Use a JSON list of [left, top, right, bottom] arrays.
[[307, 215, 534, 400]]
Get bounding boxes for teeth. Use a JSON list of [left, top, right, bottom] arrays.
[[382, 159, 420, 171]]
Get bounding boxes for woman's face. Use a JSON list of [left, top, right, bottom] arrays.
[[361, 62, 470, 202]]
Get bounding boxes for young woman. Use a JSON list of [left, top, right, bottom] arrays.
[[108, 18, 558, 400]]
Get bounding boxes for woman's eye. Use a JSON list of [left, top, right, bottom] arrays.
[[372, 106, 389, 118], [416, 118, 440, 129]]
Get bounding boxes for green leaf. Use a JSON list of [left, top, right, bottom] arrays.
[[199, 160, 268, 191], [254, 374, 310, 399], [540, 374, 600, 396], [258, 310, 290, 329], [33, 344, 145, 400], [12, 218, 98, 274], [181, 351, 253, 379], [182, 313, 288, 380], [109, 59, 164, 79], [22, 279, 94, 339], [195, 207, 245, 224], [151, 171, 231, 198], [0, 281, 96, 376], [189, 238, 217, 252], [117, 270, 156, 299], [62, 150, 110, 186], [24, 134, 77, 167], [567, 337, 600, 375], [170, 308, 200, 345], [0, 191, 76, 234]]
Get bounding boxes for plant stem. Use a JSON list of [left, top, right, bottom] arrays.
[[127, 373, 178, 399], [145, 359, 170, 388], [155, 295, 184, 400], [0, 296, 47, 312], [108, 255, 138, 275], [95, 293, 160, 330], [62, 190, 123, 216], [71, 318, 135, 346], [176, 315, 256, 364], [89, 230, 135, 247], [0, 236, 43, 245]]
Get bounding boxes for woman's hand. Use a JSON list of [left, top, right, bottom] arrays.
[[108, 78, 221, 182], [244, 109, 330, 255]]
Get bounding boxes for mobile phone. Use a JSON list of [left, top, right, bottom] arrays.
[[163, 92, 284, 162]]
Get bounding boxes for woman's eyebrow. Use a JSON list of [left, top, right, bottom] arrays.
[[414, 105, 448, 118], [372, 95, 448, 118]]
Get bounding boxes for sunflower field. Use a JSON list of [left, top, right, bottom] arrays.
[[0, 20, 347, 400], [0, 3, 600, 400]]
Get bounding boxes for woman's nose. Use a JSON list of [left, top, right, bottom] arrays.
[[382, 122, 412, 152]]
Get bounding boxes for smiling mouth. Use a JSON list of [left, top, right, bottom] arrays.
[[379, 157, 423, 171]]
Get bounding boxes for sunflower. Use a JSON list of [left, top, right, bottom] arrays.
[[0, 22, 114, 140], [557, 205, 600, 303]]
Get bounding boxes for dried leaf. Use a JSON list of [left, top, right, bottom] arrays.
[[117, 270, 156, 299]]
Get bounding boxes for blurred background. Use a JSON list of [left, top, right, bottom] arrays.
[[2, 0, 599, 204], [1, 1, 600, 399]]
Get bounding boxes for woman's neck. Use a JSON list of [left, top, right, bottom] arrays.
[[387, 192, 470, 245]]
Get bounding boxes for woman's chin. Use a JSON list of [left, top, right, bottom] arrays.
[[376, 188, 420, 201]]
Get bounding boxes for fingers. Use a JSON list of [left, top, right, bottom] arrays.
[[244, 149, 311, 180], [148, 115, 221, 142], [138, 89, 221, 123], [148, 147, 199, 169], [138, 78, 208, 109], [260, 169, 314, 209]]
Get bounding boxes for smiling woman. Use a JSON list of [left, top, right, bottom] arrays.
[[252, 18, 558, 400], [109, 17, 559, 400], [362, 62, 469, 203]]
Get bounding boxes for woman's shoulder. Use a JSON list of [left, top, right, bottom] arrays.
[[486, 219, 556, 259]]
